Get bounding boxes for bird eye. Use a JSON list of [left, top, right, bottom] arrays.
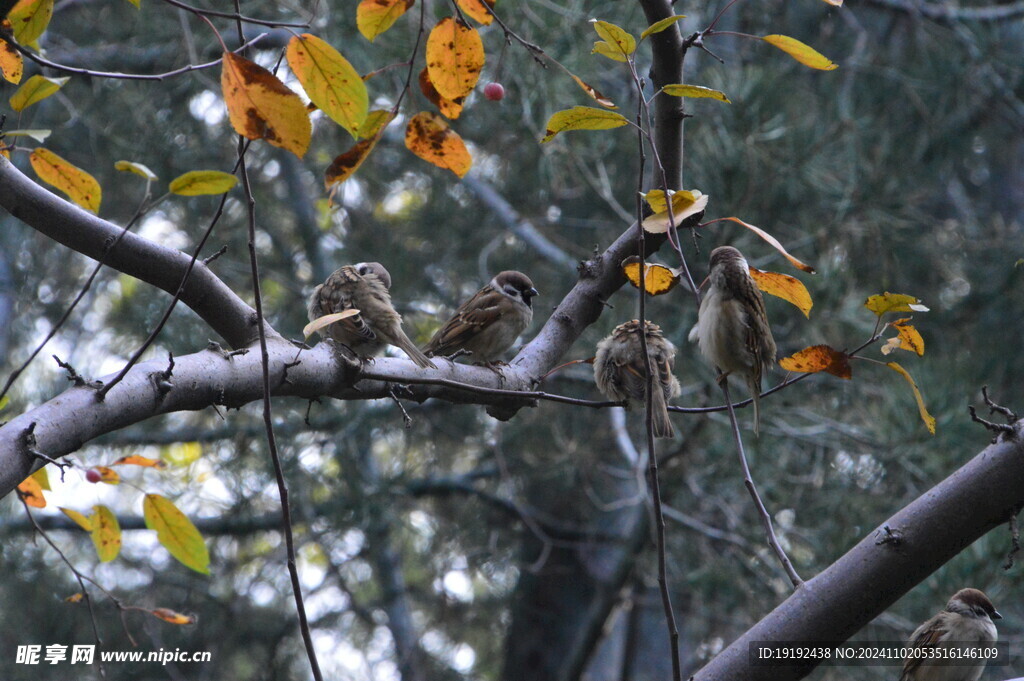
[[504, 285, 519, 298]]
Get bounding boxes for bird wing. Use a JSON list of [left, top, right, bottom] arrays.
[[318, 268, 378, 342], [900, 617, 945, 680], [425, 286, 504, 354]]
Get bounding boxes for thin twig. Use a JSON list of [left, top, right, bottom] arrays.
[[161, 0, 311, 28]]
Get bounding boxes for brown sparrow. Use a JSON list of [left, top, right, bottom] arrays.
[[424, 271, 538, 362], [307, 262, 435, 369], [900, 588, 1001, 681], [594, 319, 681, 438], [689, 246, 776, 435]]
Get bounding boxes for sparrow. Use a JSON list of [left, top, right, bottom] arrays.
[[689, 246, 776, 435], [900, 588, 1001, 681], [423, 271, 538, 363], [594, 319, 681, 438], [307, 262, 436, 369]]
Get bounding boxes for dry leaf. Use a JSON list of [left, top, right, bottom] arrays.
[[419, 68, 465, 120], [889, 318, 925, 356], [29, 147, 101, 213], [221, 52, 311, 158], [16, 475, 45, 507], [425, 17, 485, 101], [887, 362, 936, 434], [568, 74, 617, 109], [718, 217, 816, 273], [303, 309, 360, 339], [456, 0, 494, 24], [779, 344, 851, 379], [404, 112, 472, 177], [0, 21, 24, 84], [151, 608, 197, 625]]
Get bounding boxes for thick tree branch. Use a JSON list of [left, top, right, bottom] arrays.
[[639, 0, 686, 187], [694, 423, 1024, 680], [0, 157, 264, 348]]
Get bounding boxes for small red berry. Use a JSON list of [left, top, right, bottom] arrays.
[[85, 469, 101, 483], [483, 82, 505, 101]]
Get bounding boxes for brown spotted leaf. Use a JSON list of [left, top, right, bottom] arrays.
[[325, 136, 380, 192], [287, 34, 368, 138], [221, 52, 311, 158], [0, 20, 23, 84], [16, 474, 45, 507], [568, 73, 616, 109], [887, 318, 925, 356], [29, 147, 101, 213], [89, 504, 121, 562], [425, 17, 484, 101], [779, 344, 851, 379], [404, 111, 472, 177], [864, 292, 930, 316], [456, 0, 494, 25], [357, 0, 414, 42], [748, 267, 813, 317], [887, 362, 936, 434], [419, 68, 465, 120], [7, 0, 53, 45]]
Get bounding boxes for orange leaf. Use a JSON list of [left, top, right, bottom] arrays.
[[889, 318, 925, 356], [94, 465, 120, 484], [419, 68, 465, 120], [425, 17, 485, 101], [887, 362, 936, 434], [621, 257, 679, 296], [221, 52, 311, 158], [29, 147, 101, 213], [89, 504, 121, 562], [7, 0, 53, 45], [569, 73, 617, 109], [325, 136, 380, 193], [864, 292, 929, 316], [748, 267, 813, 317], [17, 475, 45, 508], [0, 21, 24, 84], [718, 217, 816, 273], [456, 0, 494, 24], [65, 592, 85, 603], [286, 34, 368, 138], [404, 112, 472, 178], [150, 608, 197, 625], [110, 455, 167, 468], [779, 344, 851, 379], [357, 0, 414, 42]]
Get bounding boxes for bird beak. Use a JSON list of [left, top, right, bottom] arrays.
[[992, 610, 1003, 620], [525, 288, 539, 306]]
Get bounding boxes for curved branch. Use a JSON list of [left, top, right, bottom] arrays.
[[0, 157, 263, 348], [863, 0, 1024, 21], [694, 424, 1024, 680]]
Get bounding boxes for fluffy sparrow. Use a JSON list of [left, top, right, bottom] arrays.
[[594, 319, 681, 438], [900, 588, 1001, 681], [424, 271, 538, 362], [307, 262, 435, 369], [689, 246, 776, 435]]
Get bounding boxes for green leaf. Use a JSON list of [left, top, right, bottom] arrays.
[[540, 106, 629, 143], [662, 83, 731, 103], [144, 494, 211, 574], [591, 41, 629, 62], [169, 170, 238, 196], [641, 14, 686, 40], [8, 0, 54, 45], [590, 19, 636, 57], [9, 75, 69, 112]]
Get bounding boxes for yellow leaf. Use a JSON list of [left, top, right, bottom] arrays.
[[59, 507, 93, 531], [9, 74, 69, 112], [779, 345, 851, 379], [0, 21, 24, 84], [456, 0, 494, 24], [287, 34, 368, 139], [419, 68, 465, 120], [162, 441, 203, 466], [591, 41, 629, 63], [889, 318, 925, 356], [31, 466, 50, 491], [590, 20, 636, 58], [110, 455, 167, 468], [404, 111, 472, 178], [89, 505, 121, 562], [641, 14, 686, 40], [761, 34, 838, 71], [16, 475, 45, 508], [820, 0, 842, 5], [221, 51, 311, 158], [357, 0, 414, 42], [3, 128, 51, 143], [886, 362, 936, 434], [540, 106, 629, 143], [864, 292, 929, 316], [425, 17, 485, 101], [94, 465, 120, 484], [642, 188, 708, 233], [29, 147, 101, 213], [569, 73, 617, 109], [621, 256, 679, 296], [357, 109, 395, 140], [65, 592, 85, 603], [718, 217, 816, 273], [7, 0, 53, 45], [748, 267, 813, 317], [114, 160, 158, 181], [144, 494, 210, 574], [662, 83, 731, 103], [123, 0, 139, 6], [303, 309, 360, 339], [169, 170, 238, 196], [150, 608, 196, 625], [326, 136, 381, 192]]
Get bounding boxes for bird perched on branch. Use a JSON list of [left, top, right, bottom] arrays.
[[594, 319, 681, 438], [689, 246, 776, 435], [424, 270, 538, 363], [900, 588, 1001, 681], [307, 262, 435, 369]]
